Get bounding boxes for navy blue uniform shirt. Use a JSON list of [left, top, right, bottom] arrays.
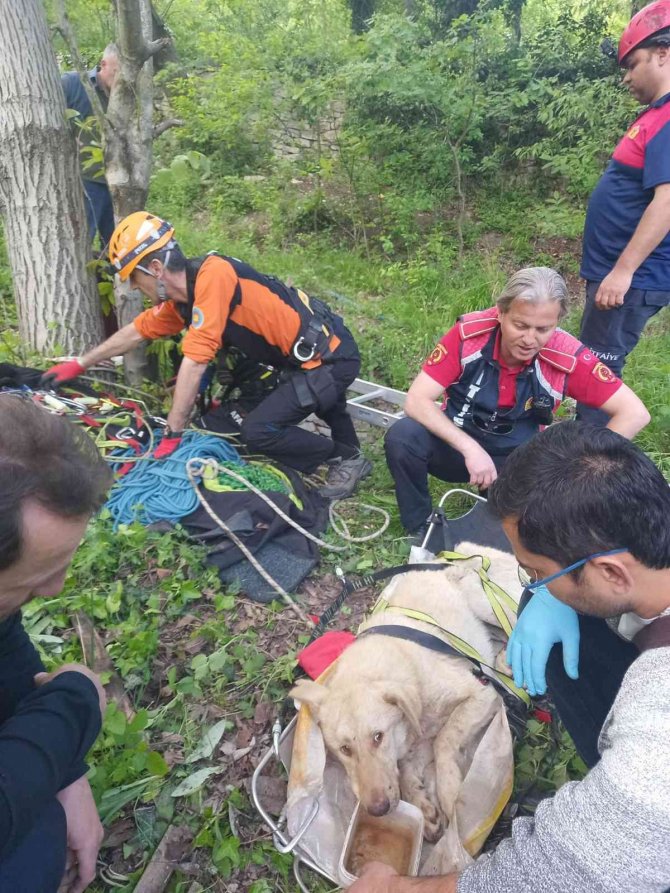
[[61, 68, 108, 182], [581, 92, 670, 290]]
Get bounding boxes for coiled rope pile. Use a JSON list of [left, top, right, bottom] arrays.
[[106, 433, 242, 527], [103, 432, 389, 625], [19, 380, 390, 628], [185, 457, 390, 623]]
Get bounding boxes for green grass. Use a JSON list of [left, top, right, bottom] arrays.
[[153, 181, 669, 459], [0, 174, 668, 889]]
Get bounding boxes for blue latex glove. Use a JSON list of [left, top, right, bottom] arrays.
[[507, 585, 580, 696]]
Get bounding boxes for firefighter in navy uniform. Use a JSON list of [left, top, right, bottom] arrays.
[[578, 0, 670, 424], [384, 267, 650, 537], [43, 213, 371, 500]]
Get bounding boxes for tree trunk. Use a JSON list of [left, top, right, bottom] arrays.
[[504, 0, 525, 44], [0, 0, 103, 355], [104, 0, 168, 384], [349, 0, 375, 34]]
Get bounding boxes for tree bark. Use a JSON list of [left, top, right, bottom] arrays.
[[106, 0, 157, 216], [0, 0, 104, 354], [349, 0, 375, 33], [57, 0, 170, 383], [504, 0, 525, 44], [104, 0, 169, 384]]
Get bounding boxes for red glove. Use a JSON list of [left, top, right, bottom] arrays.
[[152, 434, 183, 459], [40, 358, 86, 387]]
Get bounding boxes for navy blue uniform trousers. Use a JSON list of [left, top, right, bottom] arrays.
[[384, 417, 510, 532], [517, 595, 640, 769], [83, 179, 115, 250], [577, 280, 669, 425], [0, 799, 67, 893]]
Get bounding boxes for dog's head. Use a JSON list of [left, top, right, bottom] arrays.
[[290, 677, 421, 817]]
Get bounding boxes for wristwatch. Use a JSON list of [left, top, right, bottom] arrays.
[[163, 425, 184, 439]]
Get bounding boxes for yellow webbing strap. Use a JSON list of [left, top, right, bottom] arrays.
[[369, 552, 530, 706], [489, 670, 531, 706], [371, 598, 530, 706], [436, 550, 518, 637], [372, 601, 483, 662]]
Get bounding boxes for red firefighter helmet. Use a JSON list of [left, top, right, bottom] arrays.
[[618, 0, 670, 64]]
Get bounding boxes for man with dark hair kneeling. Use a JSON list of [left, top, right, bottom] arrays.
[[0, 396, 112, 893], [351, 421, 670, 893]]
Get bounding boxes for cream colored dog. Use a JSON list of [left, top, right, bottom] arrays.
[[290, 543, 521, 842]]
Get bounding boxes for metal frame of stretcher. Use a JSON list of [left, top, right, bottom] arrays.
[[420, 488, 488, 550], [250, 716, 335, 892], [251, 488, 508, 891]]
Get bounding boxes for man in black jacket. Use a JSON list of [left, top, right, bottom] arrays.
[[0, 397, 112, 893]]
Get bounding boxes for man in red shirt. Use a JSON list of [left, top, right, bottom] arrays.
[[384, 267, 650, 536], [43, 213, 371, 500]]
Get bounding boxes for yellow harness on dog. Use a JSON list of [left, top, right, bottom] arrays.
[[367, 550, 531, 707]]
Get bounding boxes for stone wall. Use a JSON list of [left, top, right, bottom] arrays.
[[270, 100, 344, 161]]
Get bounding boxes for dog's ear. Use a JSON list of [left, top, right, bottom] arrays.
[[383, 687, 422, 737], [289, 679, 329, 719]]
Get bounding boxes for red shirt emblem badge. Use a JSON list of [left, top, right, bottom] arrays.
[[426, 344, 448, 366], [593, 361, 615, 383]]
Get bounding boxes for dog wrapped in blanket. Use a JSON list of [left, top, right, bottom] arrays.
[[290, 543, 521, 844]]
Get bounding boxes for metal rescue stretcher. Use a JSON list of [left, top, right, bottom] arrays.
[[250, 377, 410, 890], [251, 487, 517, 891]]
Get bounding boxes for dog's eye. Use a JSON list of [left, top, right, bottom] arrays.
[[373, 731, 383, 746], [340, 744, 352, 757]]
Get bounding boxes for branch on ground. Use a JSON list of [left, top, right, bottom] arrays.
[[73, 610, 136, 720], [134, 825, 193, 893]]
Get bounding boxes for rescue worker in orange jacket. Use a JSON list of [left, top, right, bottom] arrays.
[[384, 267, 650, 537], [43, 212, 371, 500]]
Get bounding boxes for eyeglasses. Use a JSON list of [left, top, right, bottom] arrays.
[[517, 548, 627, 591]]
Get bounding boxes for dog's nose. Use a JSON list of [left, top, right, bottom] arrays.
[[367, 797, 391, 816]]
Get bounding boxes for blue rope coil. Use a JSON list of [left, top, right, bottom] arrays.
[[105, 432, 242, 528]]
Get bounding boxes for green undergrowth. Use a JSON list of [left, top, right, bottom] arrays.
[[1, 174, 668, 889], [26, 516, 310, 891], [514, 717, 588, 799], [153, 183, 669, 460]]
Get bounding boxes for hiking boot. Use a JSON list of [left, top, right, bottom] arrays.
[[318, 453, 373, 500]]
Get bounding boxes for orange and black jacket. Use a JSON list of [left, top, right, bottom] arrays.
[[133, 254, 357, 369]]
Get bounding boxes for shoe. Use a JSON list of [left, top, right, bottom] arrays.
[[407, 523, 429, 548], [318, 453, 373, 500]]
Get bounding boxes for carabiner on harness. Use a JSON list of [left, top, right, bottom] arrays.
[[292, 336, 317, 364]]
